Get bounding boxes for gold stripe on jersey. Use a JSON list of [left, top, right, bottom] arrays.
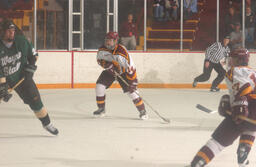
[[239, 86, 253, 96], [113, 45, 130, 64], [225, 67, 233, 82], [119, 44, 129, 56], [121, 67, 125, 73], [249, 94, 256, 99], [239, 139, 254, 146], [197, 151, 210, 163], [97, 100, 105, 104], [113, 45, 118, 54]]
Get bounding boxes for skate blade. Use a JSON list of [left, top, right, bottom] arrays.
[[93, 113, 106, 118], [140, 114, 149, 120]]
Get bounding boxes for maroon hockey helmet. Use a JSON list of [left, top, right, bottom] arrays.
[[105, 31, 119, 40], [230, 48, 250, 65]]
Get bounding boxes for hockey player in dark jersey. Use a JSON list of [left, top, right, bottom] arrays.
[[94, 31, 148, 120], [189, 48, 256, 167], [0, 20, 58, 135]]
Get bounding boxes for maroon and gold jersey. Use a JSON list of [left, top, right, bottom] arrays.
[[97, 44, 137, 82]]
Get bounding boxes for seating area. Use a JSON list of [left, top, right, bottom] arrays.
[[136, 0, 206, 51], [0, 0, 33, 32]]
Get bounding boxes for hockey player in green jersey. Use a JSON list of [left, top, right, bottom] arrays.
[[0, 20, 58, 135]]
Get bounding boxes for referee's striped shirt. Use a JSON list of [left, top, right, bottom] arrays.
[[205, 42, 230, 63]]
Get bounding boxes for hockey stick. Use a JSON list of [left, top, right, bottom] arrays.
[[196, 104, 217, 114], [114, 71, 170, 123], [0, 77, 25, 103], [196, 104, 256, 125]]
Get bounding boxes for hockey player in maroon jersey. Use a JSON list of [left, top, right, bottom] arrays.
[[93, 31, 148, 120], [189, 48, 256, 167]]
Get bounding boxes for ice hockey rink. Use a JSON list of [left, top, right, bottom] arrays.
[[0, 88, 256, 167]]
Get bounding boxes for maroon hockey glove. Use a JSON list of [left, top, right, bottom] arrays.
[[97, 59, 120, 75], [231, 105, 248, 124], [231, 96, 249, 124], [107, 64, 121, 76], [218, 94, 231, 117], [97, 59, 112, 69]]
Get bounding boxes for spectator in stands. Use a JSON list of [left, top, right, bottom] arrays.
[[230, 22, 242, 50], [246, 0, 256, 13], [245, 6, 256, 49], [184, 0, 197, 20], [119, 13, 137, 50], [228, 0, 241, 12], [164, 0, 179, 21], [224, 6, 240, 37], [153, 0, 165, 21]]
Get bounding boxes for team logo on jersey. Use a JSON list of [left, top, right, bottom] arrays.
[[0, 52, 21, 66]]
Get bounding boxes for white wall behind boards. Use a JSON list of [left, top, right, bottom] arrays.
[[35, 51, 72, 84], [35, 51, 256, 85]]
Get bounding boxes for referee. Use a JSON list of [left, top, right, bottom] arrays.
[[193, 36, 230, 92]]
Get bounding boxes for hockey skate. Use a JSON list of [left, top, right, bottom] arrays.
[[210, 87, 220, 92], [237, 143, 250, 167], [189, 158, 206, 167], [192, 80, 197, 88], [44, 123, 59, 135], [139, 110, 148, 120], [93, 108, 105, 117], [238, 160, 249, 167]]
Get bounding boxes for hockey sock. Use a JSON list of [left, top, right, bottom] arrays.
[[127, 92, 145, 112], [34, 108, 50, 126], [239, 134, 255, 149], [239, 133, 255, 149], [133, 97, 145, 111], [96, 95, 105, 109], [191, 145, 214, 166], [237, 132, 255, 164], [191, 138, 224, 166], [39, 114, 51, 126], [96, 84, 106, 109]]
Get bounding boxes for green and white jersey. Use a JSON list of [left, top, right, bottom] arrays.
[[0, 35, 37, 86]]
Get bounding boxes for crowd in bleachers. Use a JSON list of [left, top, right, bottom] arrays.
[[1, 0, 256, 50], [224, 0, 256, 49], [153, 0, 199, 22]]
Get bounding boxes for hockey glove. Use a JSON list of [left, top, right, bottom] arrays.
[[218, 94, 231, 117], [97, 59, 112, 69], [0, 83, 12, 102], [97, 59, 119, 75], [231, 96, 249, 124], [24, 64, 37, 79]]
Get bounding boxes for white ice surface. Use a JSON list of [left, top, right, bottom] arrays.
[[0, 88, 255, 167]]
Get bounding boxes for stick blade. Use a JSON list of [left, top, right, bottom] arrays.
[[163, 118, 170, 123], [196, 104, 217, 114]]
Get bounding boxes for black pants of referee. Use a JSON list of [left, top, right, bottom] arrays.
[[194, 60, 226, 89]]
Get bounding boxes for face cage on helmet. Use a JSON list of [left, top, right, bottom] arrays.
[[104, 38, 117, 50]]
